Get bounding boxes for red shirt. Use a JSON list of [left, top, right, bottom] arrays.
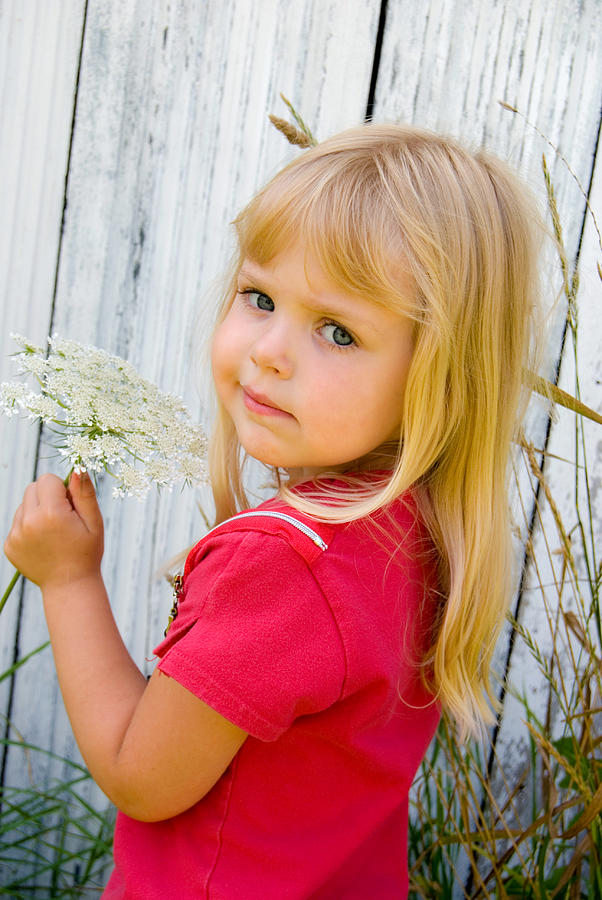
[[103, 490, 440, 898]]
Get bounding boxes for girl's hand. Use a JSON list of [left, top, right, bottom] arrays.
[[4, 472, 104, 590]]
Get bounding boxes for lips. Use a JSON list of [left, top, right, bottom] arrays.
[[242, 386, 293, 418]]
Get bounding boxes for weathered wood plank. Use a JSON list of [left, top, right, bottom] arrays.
[[1, 0, 380, 794], [0, 2, 380, 889], [375, 0, 602, 262], [0, 0, 86, 732]]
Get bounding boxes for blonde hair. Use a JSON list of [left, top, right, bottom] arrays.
[[209, 123, 542, 738]]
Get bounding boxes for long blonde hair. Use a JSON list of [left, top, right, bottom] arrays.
[[209, 123, 542, 737]]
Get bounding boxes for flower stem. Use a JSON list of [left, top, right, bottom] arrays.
[[0, 569, 22, 616]]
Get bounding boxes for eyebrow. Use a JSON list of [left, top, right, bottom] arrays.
[[237, 262, 380, 332]]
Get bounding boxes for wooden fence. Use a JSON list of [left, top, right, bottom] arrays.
[[1, 0, 601, 893]]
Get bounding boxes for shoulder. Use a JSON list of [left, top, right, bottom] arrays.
[[188, 486, 435, 575], [154, 500, 348, 740], [184, 496, 336, 578], [179, 486, 437, 626], [157, 497, 341, 657]]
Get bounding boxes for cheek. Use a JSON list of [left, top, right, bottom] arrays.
[[377, 361, 409, 430], [329, 359, 405, 436], [210, 331, 235, 411], [211, 316, 238, 380], [303, 368, 370, 433]]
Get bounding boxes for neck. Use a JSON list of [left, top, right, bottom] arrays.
[[285, 442, 400, 488]]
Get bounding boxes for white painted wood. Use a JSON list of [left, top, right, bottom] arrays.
[[4, 0, 379, 752], [0, 2, 380, 886], [0, 0, 86, 729], [375, 0, 601, 271]]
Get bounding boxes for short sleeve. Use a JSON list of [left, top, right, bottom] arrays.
[[155, 530, 346, 741]]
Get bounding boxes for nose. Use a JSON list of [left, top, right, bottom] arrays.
[[249, 319, 293, 377]]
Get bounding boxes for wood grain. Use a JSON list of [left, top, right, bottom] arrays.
[[0, 0, 380, 807], [0, 0, 86, 740]]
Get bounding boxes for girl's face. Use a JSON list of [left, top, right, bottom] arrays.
[[211, 241, 414, 480]]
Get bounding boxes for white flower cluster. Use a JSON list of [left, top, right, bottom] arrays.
[[0, 334, 209, 498]]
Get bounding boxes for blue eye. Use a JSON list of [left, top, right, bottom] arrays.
[[245, 290, 274, 312], [321, 323, 354, 347]]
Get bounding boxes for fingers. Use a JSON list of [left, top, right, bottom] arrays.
[[8, 475, 80, 548], [6, 482, 39, 551], [4, 486, 32, 565], [34, 471, 103, 536], [5, 503, 22, 563], [35, 472, 72, 507], [4, 472, 104, 585], [8, 475, 69, 545], [4, 482, 38, 562], [68, 472, 104, 535], [73, 470, 96, 499], [21, 481, 40, 514], [15, 473, 99, 525]]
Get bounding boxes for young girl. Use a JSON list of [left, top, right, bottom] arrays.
[[5, 123, 540, 898]]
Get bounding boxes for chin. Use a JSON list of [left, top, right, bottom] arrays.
[[241, 444, 294, 470]]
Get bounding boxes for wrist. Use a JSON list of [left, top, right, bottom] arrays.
[[41, 569, 105, 603]]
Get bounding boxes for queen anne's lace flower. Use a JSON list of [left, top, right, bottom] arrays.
[[0, 333, 209, 498], [0, 382, 29, 415]]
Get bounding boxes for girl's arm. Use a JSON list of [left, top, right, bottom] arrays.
[[4, 472, 247, 822]]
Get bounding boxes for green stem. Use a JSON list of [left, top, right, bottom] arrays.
[[0, 569, 22, 616]]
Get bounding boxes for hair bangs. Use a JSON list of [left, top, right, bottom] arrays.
[[234, 150, 412, 315]]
